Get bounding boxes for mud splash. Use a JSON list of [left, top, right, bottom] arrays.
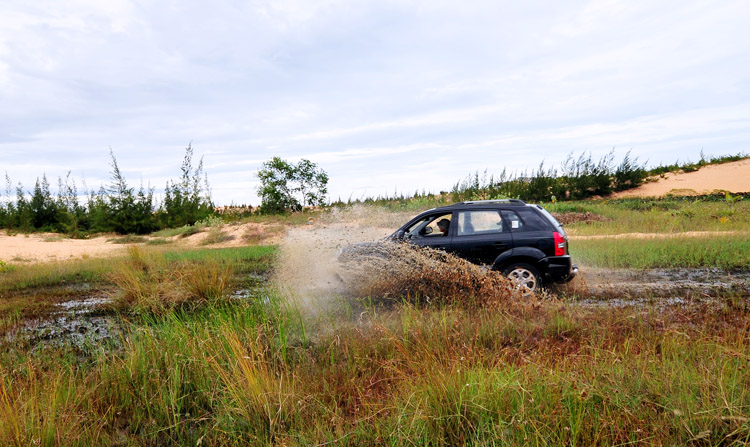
[[273, 206, 415, 313], [274, 206, 525, 311], [339, 242, 520, 307]]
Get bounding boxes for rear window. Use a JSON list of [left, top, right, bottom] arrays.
[[536, 206, 565, 236], [517, 208, 553, 231]]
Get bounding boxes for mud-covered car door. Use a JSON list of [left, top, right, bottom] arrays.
[[450, 209, 513, 264], [402, 212, 454, 251]]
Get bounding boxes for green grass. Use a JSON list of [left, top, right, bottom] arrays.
[[3, 296, 750, 446], [0, 256, 116, 293], [570, 233, 750, 269], [163, 245, 275, 264], [151, 224, 204, 238], [547, 196, 750, 235]]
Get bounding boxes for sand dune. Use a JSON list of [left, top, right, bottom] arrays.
[[612, 158, 750, 197]]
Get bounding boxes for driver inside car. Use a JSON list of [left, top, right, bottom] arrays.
[[436, 218, 450, 236]]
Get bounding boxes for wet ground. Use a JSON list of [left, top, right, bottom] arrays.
[[568, 267, 750, 298], [3, 283, 270, 349], [3, 267, 748, 349], [4, 292, 121, 350]]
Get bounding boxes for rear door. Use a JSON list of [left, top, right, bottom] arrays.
[[501, 208, 555, 256], [450, 209, 513, 265]]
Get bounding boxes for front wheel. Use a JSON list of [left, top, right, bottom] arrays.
[[502, 263, 543, 296]]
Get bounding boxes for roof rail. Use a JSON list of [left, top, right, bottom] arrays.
[[460, 199, 526, 206]]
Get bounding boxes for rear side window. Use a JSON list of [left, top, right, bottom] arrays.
[[502, 209, 552, 232], [456, 210, 504, 236]]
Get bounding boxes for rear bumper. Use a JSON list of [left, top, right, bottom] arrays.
[[543, 256, 578, 283]]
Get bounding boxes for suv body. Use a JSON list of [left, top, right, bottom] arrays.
[[386, 199, 577, 292]]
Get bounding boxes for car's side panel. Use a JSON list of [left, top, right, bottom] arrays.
[[450, 209, 513, 265]]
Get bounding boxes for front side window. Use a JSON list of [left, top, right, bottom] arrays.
[[456, 210, 504, 236], [406, 213, 452, 237]]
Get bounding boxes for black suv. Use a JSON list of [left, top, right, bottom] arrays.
[[374, 200, 577, 294]]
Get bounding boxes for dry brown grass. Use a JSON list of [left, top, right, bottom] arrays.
[[109, 246, 232, 314], [242, 224, 286, 244]]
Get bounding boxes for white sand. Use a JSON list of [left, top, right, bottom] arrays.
[[612, 158, 750, 197]]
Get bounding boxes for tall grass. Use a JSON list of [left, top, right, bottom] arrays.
[[110, 246, 233, 314], [3, 296, 750, 445]]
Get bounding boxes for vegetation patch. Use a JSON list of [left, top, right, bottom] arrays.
[[145, 237, 172, 246], [199, 226, 234, 246], [110, 246, 232, 315], [571, 233, 750, 269], [242, 224, 286, 244], [2, 297, 750, 445], [107, 234, 148, 244], [551, 211, 611, 225], [548, 196, 750, 235]]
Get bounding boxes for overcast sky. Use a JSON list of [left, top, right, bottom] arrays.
[[1, 0, 749, 205]]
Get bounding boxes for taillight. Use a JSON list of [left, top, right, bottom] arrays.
[[553, 231, 566, 256]]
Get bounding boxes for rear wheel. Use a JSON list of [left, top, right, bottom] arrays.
[[503, 263, 542, 296]]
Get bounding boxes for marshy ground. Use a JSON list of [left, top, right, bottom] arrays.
[[1, 197, 749, 446]]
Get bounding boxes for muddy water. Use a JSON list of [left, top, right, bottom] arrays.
[[7, 292, 121, 349], [562, 267, 750, 309]]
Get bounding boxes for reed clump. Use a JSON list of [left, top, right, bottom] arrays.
[[110, 246, 232, 315]]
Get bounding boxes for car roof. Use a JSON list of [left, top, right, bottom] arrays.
[[427, 199, 529, 214]]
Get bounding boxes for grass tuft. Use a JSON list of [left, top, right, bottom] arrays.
[[110, 246, 233, 315]]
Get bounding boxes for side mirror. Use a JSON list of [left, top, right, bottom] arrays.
[[395, 229, 405, 240], [423, 226, 433, 235]]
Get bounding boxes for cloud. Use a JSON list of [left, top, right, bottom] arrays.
[[0, 0, 749, 206]]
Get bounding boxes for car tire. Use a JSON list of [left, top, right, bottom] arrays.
[[503, 263, 543, 296]]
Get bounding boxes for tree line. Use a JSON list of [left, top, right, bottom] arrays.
[[0, 145, 213, 235]]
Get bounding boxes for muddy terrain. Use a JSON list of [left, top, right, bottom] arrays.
[[3, 203, 748, 349]]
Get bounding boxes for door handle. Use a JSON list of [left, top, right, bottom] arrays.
[[492, 242, 508, 248]]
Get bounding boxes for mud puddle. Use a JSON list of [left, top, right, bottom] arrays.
[[6, 281, 274, 349], [563, 267, 749, 308], [6, 291, 122, 349]]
